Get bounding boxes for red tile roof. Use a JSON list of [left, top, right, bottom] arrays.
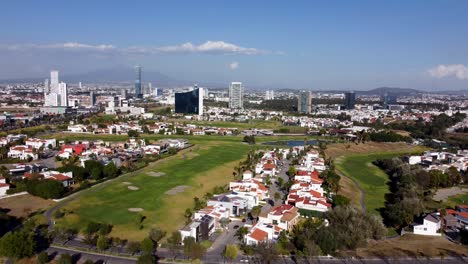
[[249, 228, 268, 242]]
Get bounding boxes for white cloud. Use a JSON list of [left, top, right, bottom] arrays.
[[229, 62, 239, 70], [0, 41, 271, 55], [427, 64, 468, 80], [128, 41, 264, 55], [0, 42, 115, 51]]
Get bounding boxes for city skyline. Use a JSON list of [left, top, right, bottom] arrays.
[[1, 1, 468, 91]]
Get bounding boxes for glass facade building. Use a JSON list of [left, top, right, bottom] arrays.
[[134, 66, 142, 99], [175, 88, 204, 115], [344, 91, 356, 110]]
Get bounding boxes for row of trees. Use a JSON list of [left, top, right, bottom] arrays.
[[0, 217, 51, 259], [290, 206, 386, 256], [371, 112, 466, 141], [375, 157, 465, 228], [368, 131, 412, 143]]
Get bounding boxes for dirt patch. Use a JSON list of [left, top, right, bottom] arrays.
[[338, 175, 361, 209], [147, 172, 166, 177], [122, 182, 132, 185], [356, 234, 468, 257], [433, 187, 468, 202], [325, 142, 426, 159], [165, 185, 191, 195], [128, 186, 139, 191], [128, 208, 144, 212], [0, 194, 55, 218]]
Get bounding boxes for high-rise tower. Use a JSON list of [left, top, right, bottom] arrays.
[[229, 82, 244, 109], [134, 66, 142, 99]]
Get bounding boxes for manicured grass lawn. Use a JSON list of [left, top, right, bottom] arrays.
[[56, 140, 251, 241], [334, 144, 427, 215], [447, 193, 468, 207], [167, 119, 282, 129]]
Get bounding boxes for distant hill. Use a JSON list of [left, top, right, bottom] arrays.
[[356, 87, 423, 96], [61, 67, 186, 86]]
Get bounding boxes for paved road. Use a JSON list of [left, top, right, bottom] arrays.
[[207, 220, 244, 256], [47, 245, 136, 264]]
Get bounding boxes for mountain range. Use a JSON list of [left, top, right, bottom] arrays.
[[0, 68, 466, 95]]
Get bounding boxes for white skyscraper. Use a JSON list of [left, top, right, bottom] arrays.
[[265, 90, 274, 100], [44, 70, 68, 107], [229, 82, 244, 109], [58, 82, 68, 106], [44, 78, 49, 94], [50, 70, 59, 92]]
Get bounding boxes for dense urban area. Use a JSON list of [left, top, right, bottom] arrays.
[[0, 68, 467, 264]]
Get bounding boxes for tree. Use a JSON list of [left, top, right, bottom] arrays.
[[287, 166, 296, 178], [103, 162, 119, 178], [254, 242, 279, 264], [126, 241, 140, 255], [137, 254, 155, 264], [37, 251, 49, 264], [183, 237, 206, 261], [26, 179, 66, 199], [184, 208, 193, 223], [250, 206, 262, 223], [84, 222, 101, 235], [223, 244, 238, 263], [128, 130, 140, 138], [57, 254, 72, 264], [219, 218, 230, 229], [98, 224, 113, 236], [140, 237, 154, 255], [332, 195, 350, 207], [235, 227, 248, 241], [167, 231, 182, 258], [149, 227, 166, 244], [243, 135, 256, 145], [0, 230, 36, 258], [97, 235, 109, 251], [183, 236, 196, 257], [91, 167, 103, 180]]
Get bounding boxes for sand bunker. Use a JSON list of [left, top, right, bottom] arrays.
[[122, 182, 132, 185], [128, 186, 139, 191], [147, 172, 166, 177], [165, 185, 191, 195], [128, 208, 144, 212]]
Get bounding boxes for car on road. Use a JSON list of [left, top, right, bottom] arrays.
[[233, 225, 239, 229]]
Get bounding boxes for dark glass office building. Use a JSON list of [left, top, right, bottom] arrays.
[[134, 66, 143, 99], [175, 88, 203, 115], [344, 91, 356, 110]]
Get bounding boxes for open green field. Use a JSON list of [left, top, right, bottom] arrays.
[[333, 143, 427, 215], [42, 132, 333, 145], [167, 119, 281, 129], [56, 138, 252, 241], [446, 193, 468, 207]]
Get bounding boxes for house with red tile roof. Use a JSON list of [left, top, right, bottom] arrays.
[[229, 179, 269, 201], [7, 145, 38, 160], [25, 170, 75, 187], [245, 204, 300, 245]]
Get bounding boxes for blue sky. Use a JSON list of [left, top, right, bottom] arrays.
[[1, 0, 468, 90]]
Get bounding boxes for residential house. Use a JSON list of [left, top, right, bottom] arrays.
[[8, 145, 38, 160], [413, 214, 442, 236], [0, 176, 10, 196]]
